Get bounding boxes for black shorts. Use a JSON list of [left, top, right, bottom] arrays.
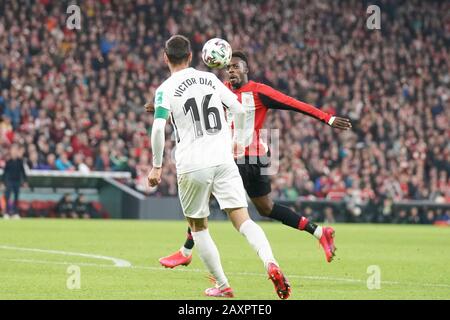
[[236, 156, 271, 198]]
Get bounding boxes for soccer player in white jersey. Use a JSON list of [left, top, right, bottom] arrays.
[[147, 35, 290, 299]]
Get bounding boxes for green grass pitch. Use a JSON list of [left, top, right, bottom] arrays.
[[0, 219, 449, 300]]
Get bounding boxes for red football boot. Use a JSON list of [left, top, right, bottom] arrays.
[[267, 262, 291, 300], [159, 250, 192, 268], [319, 227, 336, 262], [204, 286, 234, 298]]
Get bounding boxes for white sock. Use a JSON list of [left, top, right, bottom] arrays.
[[239, 219, 278, 270], [191, 229, 229, 289], [313, 226, 323, 240], [180, 246, 192, 257]]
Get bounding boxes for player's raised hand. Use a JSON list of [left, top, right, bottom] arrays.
[[330, 116, 352, 130], [144, 101, 155, 113], [148, 167, 162, 187]]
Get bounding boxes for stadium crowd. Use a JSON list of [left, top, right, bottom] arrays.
[[0, 0, 448, 223]]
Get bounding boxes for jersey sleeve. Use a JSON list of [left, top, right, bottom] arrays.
[[256, 83, 332, 124], [213, 75, 246, 147], [151, 118, 166, 167], [152, 85, 169, 166], [154, 85, 170, 120]]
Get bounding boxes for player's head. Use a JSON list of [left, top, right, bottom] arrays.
[[226, 50, 249, 89], [163, 35, 192, 70]]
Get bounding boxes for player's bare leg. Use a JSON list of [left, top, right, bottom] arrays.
[[226, 207, 291, 300], [251, 194, 336, 262], [186, 217, 233, 298]]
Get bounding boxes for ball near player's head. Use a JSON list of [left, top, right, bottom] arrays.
[[163, 35, 192, 71], [226, 51, 249, 89]]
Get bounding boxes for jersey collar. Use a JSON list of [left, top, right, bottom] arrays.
[[172, 67, 194, 75], [233, 80, 254, 92]]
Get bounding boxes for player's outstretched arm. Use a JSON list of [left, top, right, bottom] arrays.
[[256, 83, 351, 130]]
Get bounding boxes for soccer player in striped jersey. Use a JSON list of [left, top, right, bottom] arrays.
[[157, 51, 352, 269]]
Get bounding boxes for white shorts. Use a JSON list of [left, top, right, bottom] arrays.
[[177, 163, 248, 219]]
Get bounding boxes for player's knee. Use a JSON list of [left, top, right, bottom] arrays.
[[187, 217, 208, 232], [255, 202, 273, 217], [226, 207, 250, 230]]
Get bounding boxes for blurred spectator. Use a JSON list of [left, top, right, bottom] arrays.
[[74, 194, 91, 219], [56, 193, 76, 219], [379, 198, 395, 223], [95, 143, 112, 171], [1, 144, 27, 219], [110, 149, 128, 171], [55, 153, 75, 171], [73, 153, 90, 173], [27, 150, 48, 170], [393, 209, 408, 224], [435, 209, 450, 223], [324, 207, 336, 224], [124, 158, 138, 189], [3, 100, 20, 129], [423, 209, 435, 225], [408, 207, 421, 224], [343, 187, 363, 222], [46, 154, 57, 170]]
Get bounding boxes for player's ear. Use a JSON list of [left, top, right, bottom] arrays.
[[241, 61, 249, 74], [163, 52, 169, 64], [187, 52, 193, 65]]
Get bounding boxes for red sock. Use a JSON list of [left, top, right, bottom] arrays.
[[298, 216, 309, 230]]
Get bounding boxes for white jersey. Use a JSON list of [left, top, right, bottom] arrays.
[[154, 67, 243, 174]]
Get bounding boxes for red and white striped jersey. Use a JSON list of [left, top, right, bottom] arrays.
[[226, 80, 333, 157]]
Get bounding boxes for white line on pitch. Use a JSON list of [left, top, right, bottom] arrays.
[[0, 245, 131, 267], [2, 258, 450, 290]]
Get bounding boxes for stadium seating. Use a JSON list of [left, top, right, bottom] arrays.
[[0, 0, 448, 223]]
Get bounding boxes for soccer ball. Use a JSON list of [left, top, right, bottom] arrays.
[[202, 38, 232, 69]]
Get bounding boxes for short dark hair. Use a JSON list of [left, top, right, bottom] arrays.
[[164, 35, 191, 65], [232, 50, 249, 70]]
